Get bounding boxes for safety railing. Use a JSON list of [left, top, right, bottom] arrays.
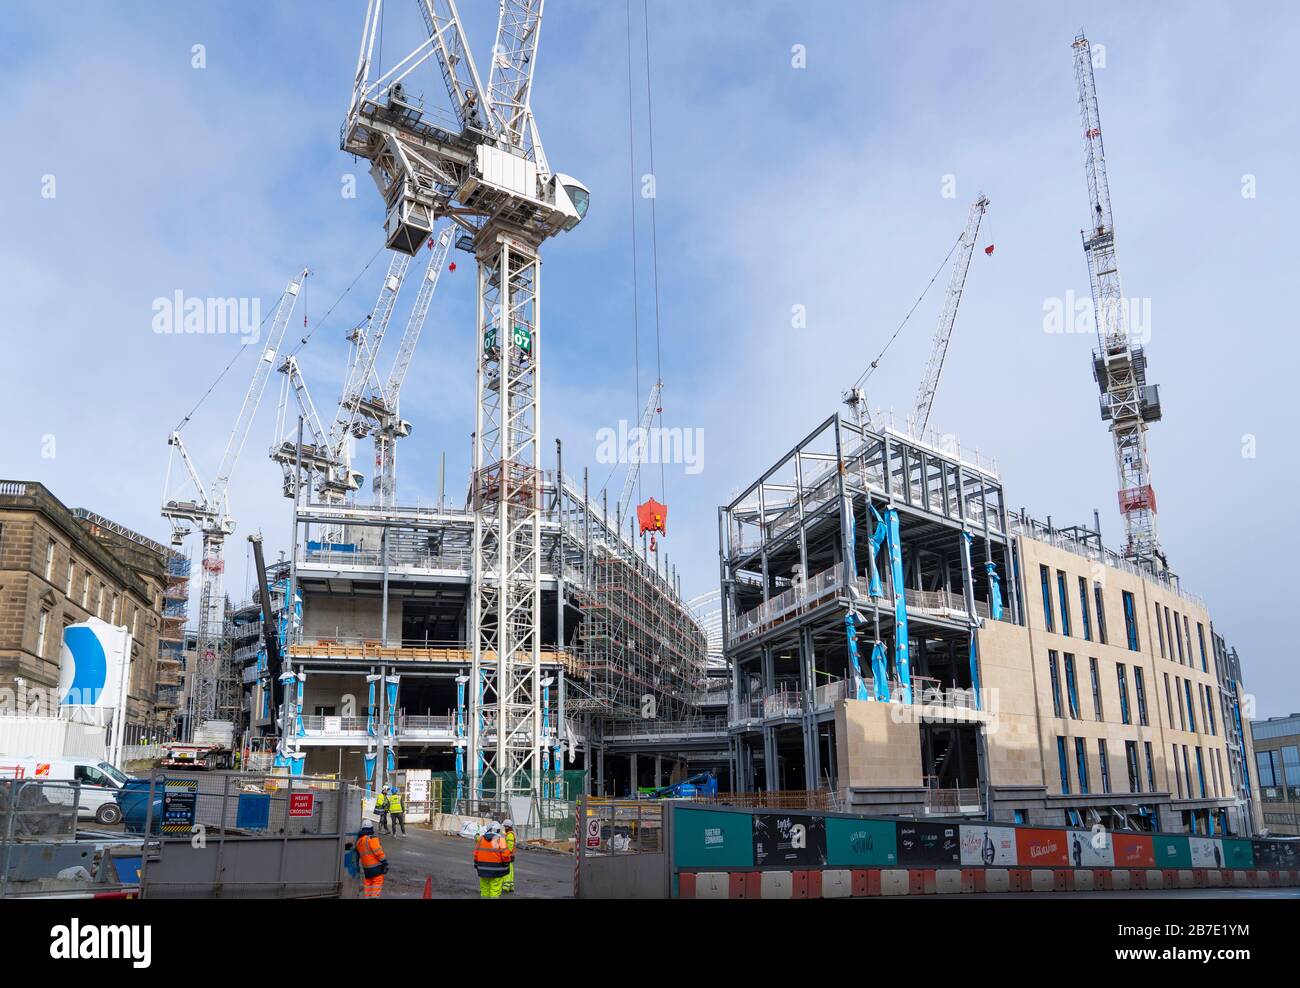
[[730, 566, 843, 645], [691, 789, 840, 811], [579, 798, 663, 855], [599, 717, 727, 739], [924, 784, 983, 816]]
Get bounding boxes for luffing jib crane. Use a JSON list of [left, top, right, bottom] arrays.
[[1072, 33, 1164, 572], [911, 194, 989, 437], [343, 0, 589, 800], [162, 267, 309, 731]]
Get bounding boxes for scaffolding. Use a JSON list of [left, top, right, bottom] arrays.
[[573, 545, 708, 724]]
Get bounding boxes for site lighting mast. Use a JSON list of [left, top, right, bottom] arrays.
[[343, 0, 589, 801], [1072, 33, 1165, 573], [162, 268, 309, 729]]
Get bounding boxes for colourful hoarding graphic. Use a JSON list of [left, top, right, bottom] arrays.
[[897, 822, 960, 866], [1188, 837, 1223, 869], [1067, 829, 1114, 867], [827, 817, 898, 867], [753, 813, 827, 867], [1253, 839, 1300, 869], [673, 808, 754, 869], [1015, 827, 1069, 867], [960, 825, 1016, 866], [1152, 835, 1192, 868], [1112, 833, 1155, 867], [1220, 839, 1254, 869]]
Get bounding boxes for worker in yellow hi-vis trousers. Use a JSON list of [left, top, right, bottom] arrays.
[[473, 822, 509, 898], [502, 819, 517, 893]]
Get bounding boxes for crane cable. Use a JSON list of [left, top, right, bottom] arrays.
[[642, 0, 667, 508], [173, 245, 386, 434], [849, 232, 962, 393]]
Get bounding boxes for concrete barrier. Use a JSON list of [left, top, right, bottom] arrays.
[[822, 869, 852, 898], [935, 869, 963, 894], [760, 871, 792, 899], [880, 869, 910, 896]]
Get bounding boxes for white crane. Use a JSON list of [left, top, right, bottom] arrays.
[[343, 0, 589, 800], [615, 379, 663, 529], [270, 354, 341, 498], [162, 267, 308, 730], [1072, 33, 1164, 572], [911, 194, 988, 437], [365, 223, 455, 507]]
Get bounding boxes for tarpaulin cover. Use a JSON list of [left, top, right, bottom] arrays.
[[868, 505, 887, 598], [364, 750, 376, 783], [870, 641, 890, 701], [386, 676, 399, 732], [886, 508, 912, 703], [366, 676, 378, 736], [968, 636, 982, 710], [845, 613, 869, 701], [985, 560, 1003, 621]]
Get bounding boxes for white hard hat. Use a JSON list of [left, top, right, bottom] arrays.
[[487, 820, 502, 834], [502, 818, 514, 828]]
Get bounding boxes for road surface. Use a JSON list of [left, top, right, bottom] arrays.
[[380, 827, 575, 899]]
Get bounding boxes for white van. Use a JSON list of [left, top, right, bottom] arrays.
[[0, 757, 134, 825]]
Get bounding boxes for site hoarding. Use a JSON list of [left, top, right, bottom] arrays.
[[672, 808, 754, 869], [1188, 837, 1224, 868], [1112, 833, 1156, 867], [897, 822, 960, 866], [827, 817, 898, 867], [1220, 838, 1254, 869], [753, 813, 827, 867], [1067, 829, 1115, 867], [1015, 827, 1069, 867], [1152, 834, 1193, 868], [960, 825, 1016, 866], [1253, 839, 1300, 869]]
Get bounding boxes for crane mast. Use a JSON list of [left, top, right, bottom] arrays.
[[912, 194, 988, 437], [343, 0, 588, 803], [161, 268, 307, 731], [1072, 33, 1165, 572]]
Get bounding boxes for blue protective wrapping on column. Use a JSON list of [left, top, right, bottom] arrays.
[[886, 508, 912, 703], [985, 561, 1003, 621], [845, 612, 869, 701], [366, 678, 377, 736], [868, 505, 887, 598], [968, 635, 982, 710], [870, 641, 890, 701], [288, 751, 305, 776], [386, 747, 395, 772], [386, 678, 399, 732], [295, 675, 305, 736], [364, 751, 376, 784]]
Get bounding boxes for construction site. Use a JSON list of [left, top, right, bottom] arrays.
[[2, 3, 1296, 918]]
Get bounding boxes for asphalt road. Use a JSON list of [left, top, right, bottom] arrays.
[[379, 827, 575, 899]]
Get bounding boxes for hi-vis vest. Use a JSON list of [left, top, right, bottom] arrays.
[[505, 830, 516, 861], [374, 793, 390, 811], [388, 792, 403, 814], [357, 834, 387, 879], [473, 835, 509, 877]]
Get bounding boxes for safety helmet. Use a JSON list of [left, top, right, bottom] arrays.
[[502, 818, 514, 828], [486, 820, 502, 835], [360, 820, 375, 832]]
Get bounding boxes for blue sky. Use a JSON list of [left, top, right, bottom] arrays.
[[2, 1, 1297, 716]]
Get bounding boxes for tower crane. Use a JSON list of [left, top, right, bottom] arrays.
[[911, 194, 988, 437], [358, 223, 455, 508], [343, 0, 589, 800], [1072, 33, 1164, 572], [322, 252, 411, 506], [270, 354, 339, 498], [161, 267, 309, 730]]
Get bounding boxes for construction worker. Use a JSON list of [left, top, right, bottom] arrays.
[[473, 821, 510, 898], [374, 786, 391, 834], [388, 784, 406, 837], [501, 819, 517, 894], [354, 821, 389, 899]]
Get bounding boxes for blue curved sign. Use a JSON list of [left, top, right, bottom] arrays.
[[61, 625, 108, 705]]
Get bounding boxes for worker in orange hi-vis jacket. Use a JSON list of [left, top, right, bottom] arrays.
[[354, 820, 389, 899]]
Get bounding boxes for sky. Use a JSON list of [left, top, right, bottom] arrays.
[[2, 1, 1297, 716]]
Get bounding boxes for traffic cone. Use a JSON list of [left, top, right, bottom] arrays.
[[422, 875, 432, 899]]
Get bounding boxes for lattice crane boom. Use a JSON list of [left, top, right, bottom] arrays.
[[911, 194, 988, 437], [1072, 32, 1164, 571], [616, 378, 662, 524]]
